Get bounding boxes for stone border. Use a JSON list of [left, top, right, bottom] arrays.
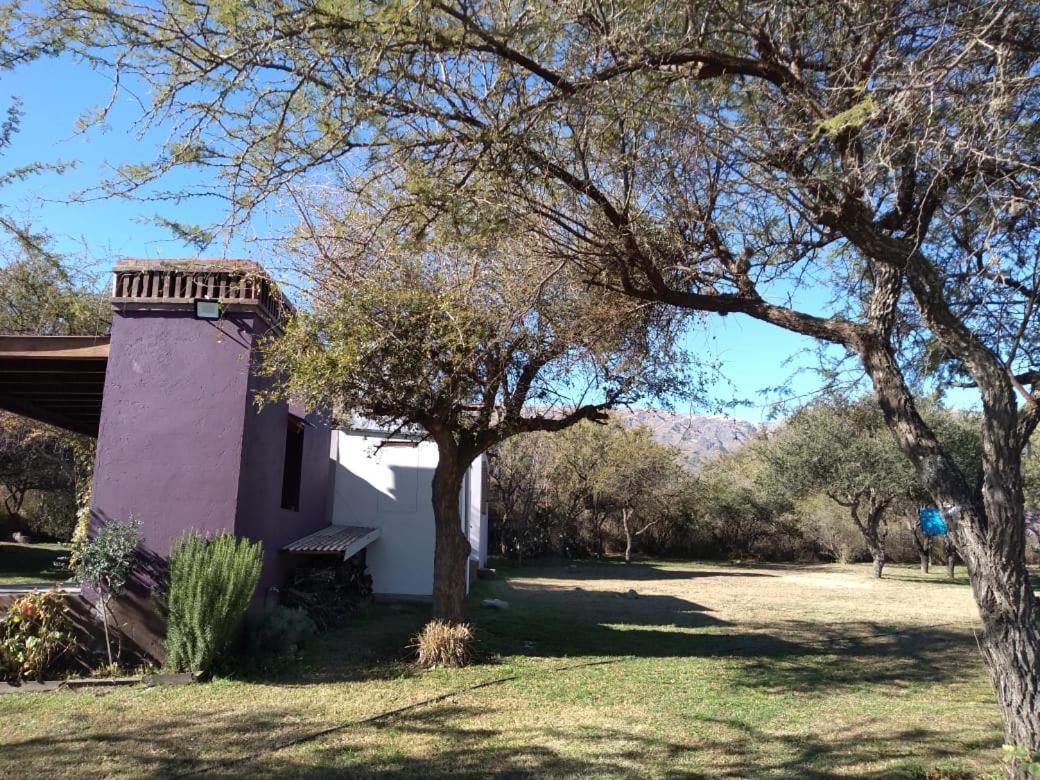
[[0, 671, 201, 694]]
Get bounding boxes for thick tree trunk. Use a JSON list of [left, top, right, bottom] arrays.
[[2, 487, 33, 537], [860, 334, 1040, 756], [430, 457, 470, 625], [968, 526, 1040, 758]]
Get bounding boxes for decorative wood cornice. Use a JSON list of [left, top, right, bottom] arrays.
[[111, 259, 293, 330]]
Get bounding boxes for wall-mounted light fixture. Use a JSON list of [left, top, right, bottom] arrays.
[[194, 298, 222, 320]]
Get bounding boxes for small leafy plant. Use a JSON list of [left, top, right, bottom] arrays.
[[1003, 744, 1040, 778], [412, 620, 475, 668], [250, 606, 317, 657], [0, 589, 74, 682], [164, 532, 263, 673], [74, 516, 141, 668]]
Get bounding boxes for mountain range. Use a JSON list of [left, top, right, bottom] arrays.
[[608, 408, 765, 471]]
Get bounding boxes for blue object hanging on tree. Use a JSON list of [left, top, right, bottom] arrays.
[[919, 506, 948, 537]]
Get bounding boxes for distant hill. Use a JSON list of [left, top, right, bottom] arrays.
[[608, 408, 764, 471]]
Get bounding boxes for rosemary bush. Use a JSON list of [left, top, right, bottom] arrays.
[[164, 532, 262, 673]]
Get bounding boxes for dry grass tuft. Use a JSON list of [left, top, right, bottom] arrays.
[[412, 619, 475, 668]]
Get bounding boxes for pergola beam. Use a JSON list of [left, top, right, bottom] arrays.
[[0, 336, 110, 437]]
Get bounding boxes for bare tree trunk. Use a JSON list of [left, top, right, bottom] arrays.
[[870, 548, 885, 579], [622, 508, 633, 564], [100, 591, 114, 668], [961, 507, 1040, 757], [852, 500, 887, 579], [907, 520, 932, 573], [4, 483, 27, 517], [430, 456, 470, 625], [2, 486, 33, 537]]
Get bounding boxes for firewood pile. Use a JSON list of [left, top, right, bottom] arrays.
[[281, 554, 373, 630]]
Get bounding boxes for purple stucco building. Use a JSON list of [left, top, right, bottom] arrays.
[[88, 260, 332, 656]]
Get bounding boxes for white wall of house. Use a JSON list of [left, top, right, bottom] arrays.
[[465, 456, 489, 568], [329, 428, 487, 598]]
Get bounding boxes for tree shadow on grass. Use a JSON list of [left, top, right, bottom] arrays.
[[499, 559, 776, 582], [676, 713, 998, 779], [0, 706, 692, 779], [730, 619, 986, 695], [237, 573, 985, 695], [478, 611, 982, 692], [0, 699, 999, 779], [878, 572, 972, 587], [463, 583, 986, 700]]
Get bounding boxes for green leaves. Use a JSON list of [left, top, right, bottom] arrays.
[[74, 516, 141, 597], [0, 247, 108, 337], [259, 204, 690, 446], [813, 96, 878, 141], [163, 532, 263, 673], [0, 588, 74, 682]]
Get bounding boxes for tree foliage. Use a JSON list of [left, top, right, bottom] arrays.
[[261, 208, 690, 445], [763, 399, 918, 577], [490, 419, 695, 561], [0, 245, 107, 337], [74, 516, 141, 667], [693, 438, 797, 561], [760, 397, 983, 576], [0, 413, 75, 529], [260, 208, 696, 621]]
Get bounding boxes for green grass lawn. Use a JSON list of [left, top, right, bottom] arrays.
[[0, 541, 72, 585], [0, 560, 1002, 778]]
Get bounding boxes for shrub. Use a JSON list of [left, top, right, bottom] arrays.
[[0, 589, 75, 682], [74, 517, 141, 667], [164, 532, 263, 673], [250, 606, 317, 657], [412, 620, 475, 668]]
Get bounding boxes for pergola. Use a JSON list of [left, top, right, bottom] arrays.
[[0, 335, 110, 437]]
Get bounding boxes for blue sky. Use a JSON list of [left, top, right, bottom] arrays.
[[0, 55, 927, 423]]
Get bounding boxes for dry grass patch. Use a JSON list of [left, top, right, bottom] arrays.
[[412, 620, 475, 668]]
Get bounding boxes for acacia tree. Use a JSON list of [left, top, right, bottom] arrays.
[[494, 419, 692, 560], [768, 399, 983, 577], [588, 423, 691, 563], [765, 399, 917, 578], [694, 437, 795, 561], [487, 437, 553, 563], [25, 0, 1040, 753], [260, 210, 690, 622]]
